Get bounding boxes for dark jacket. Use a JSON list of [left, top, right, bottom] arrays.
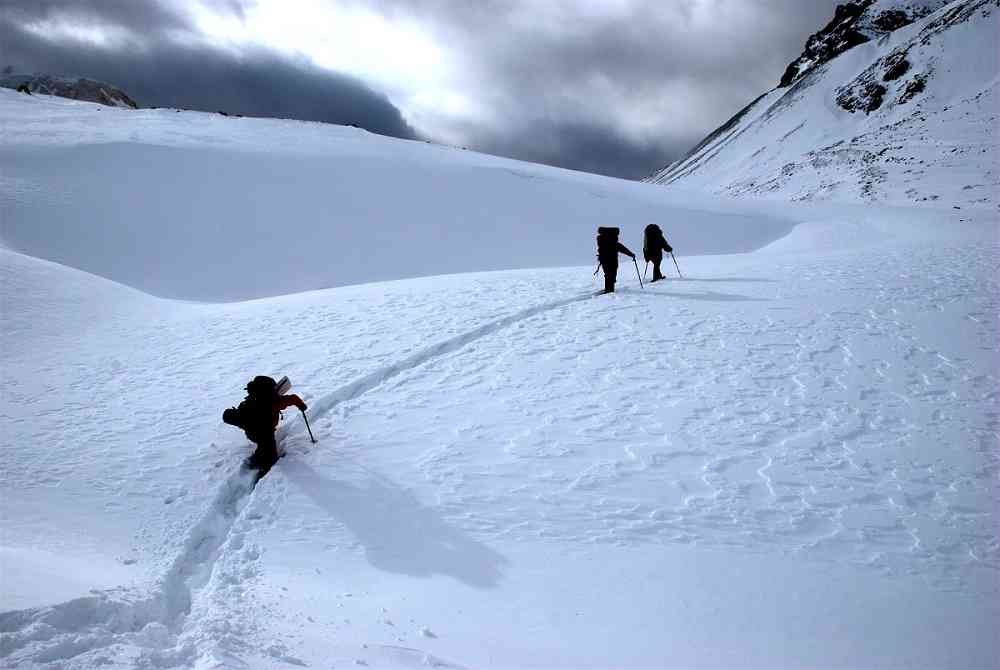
[[643, 225, 672, 262], [597, 228, 635, 265], [224, 393, 306, 444], [599, 241, 635, 265]]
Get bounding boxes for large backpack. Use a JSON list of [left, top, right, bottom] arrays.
[[596, 227, 620, 256], [223, 375, 280, 443], [643, 224, 662, 262]]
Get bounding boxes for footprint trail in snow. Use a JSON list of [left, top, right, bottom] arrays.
[[0, 290, 599, 668]]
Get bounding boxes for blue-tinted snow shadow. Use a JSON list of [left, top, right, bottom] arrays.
[[665, 277, 777, 283], [620, 287, 766, 302], [282, 459, 508, 589]]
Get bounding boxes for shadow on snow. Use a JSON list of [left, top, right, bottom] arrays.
[[621, 287, 767, 302], [283, 458, 508, 589]]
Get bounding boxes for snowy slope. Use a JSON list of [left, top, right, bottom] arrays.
[[647, 0, 999, 208], [0, 89, 794, 301], [1, 207, 997, 667], [2, 48, 999, 668]]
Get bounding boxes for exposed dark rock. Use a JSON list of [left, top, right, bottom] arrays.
[[866, 83, 888, 112], [837, 81, 887, 113], [871, 9, 911, 31], [899, 74, 927, 104], [883, 52, 911, 81], [779, 1, 873, 88], [0, 74, 138, 108], [778, 1, 951, 89]]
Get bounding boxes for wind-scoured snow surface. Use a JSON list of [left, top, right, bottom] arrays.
[[648, 0, 1000, 208], [1, 85, 999, 666]]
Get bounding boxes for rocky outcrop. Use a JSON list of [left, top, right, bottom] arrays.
[[778, 0, 951, 88], [778, 2, 872, 88], [645, 0, 998, 209], [834, 0, 989, 114], [0, 74, 138, 108]]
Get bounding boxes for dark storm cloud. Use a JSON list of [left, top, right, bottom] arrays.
[[358, 0, 843, 176], [0, 0, 845, 177], [0, 0, 417, 139], [0, 0, 191, 34], [466, 119, 691, 180]]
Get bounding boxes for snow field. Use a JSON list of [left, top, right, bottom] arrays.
[[2, 204, 997, 667], [294, 238, 999, 583]]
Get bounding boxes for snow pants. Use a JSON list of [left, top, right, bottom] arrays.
[[249, 433, 279, 478], [649, 254, 664, 281], [600, 259, 618, 293]]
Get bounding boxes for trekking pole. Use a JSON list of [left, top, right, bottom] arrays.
[[593, 261, 601, 276], [301, 409, 317, 443], [643, 262, 649, 280], [670, 252, 683, 279], [633, 257, 644, 289]]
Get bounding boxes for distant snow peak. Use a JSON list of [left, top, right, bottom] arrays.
[[646, 0, 998, 208], [0, 73, 138, 109]]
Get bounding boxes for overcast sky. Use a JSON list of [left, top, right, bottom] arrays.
[[1, 0, 840, 178]]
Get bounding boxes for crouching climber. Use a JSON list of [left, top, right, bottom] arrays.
[[223, 375, 306, 478]]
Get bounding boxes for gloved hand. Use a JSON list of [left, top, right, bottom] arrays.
[[297, 399, 308, 412]]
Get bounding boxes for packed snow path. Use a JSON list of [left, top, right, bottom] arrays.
[[278, 290, 600, 444], [2, 215, 997, 667]]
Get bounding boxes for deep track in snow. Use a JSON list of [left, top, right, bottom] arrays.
[[278, 290, 599, 443], [0, 290, 598, 668]]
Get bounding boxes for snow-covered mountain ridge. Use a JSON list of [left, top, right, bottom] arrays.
[[647, 0, 998, 207], [0, 74, 138, 109]]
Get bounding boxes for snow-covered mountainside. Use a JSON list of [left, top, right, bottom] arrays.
[[777, 0, 953, 89], [0, 74, 138, 109], [1, 47, 998, 668], [647, 0, 999, 207]]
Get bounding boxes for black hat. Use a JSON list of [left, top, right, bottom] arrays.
[[246, 375, 277, 397]]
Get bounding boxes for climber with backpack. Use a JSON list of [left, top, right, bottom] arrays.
[[222, 375, 307, 478], [596, 227, 637, 294], [643, 224, 675, 282]]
